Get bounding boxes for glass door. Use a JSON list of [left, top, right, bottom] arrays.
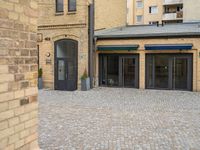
[[56, 59, 68, 90], [58, 59, 66, 81], [99, 54, 139, 88], [122, 57, 136, 87], [172, 56, 192, 90], [99, 55, 119, 87], [154, 55, 169, 89], [146, 55, 170, 89], [120, 56, 139, 88], [146, 54, 192, 91], [55, 39, 78, 91]]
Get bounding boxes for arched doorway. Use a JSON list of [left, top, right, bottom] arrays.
[[54, 39, 78, 91]]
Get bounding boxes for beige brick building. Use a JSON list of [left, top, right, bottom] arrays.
[[38, 0, 127, 90], [95, 0, 127, 30], [0, 0, 39, 149], [38, 0, 200, 92], [38, 0, 91, 90], [127, 0, 200, 25], [95, 23, 200, 92]]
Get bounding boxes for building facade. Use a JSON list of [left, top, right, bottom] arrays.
[[95, 23, 200, 92], [38, 1, 200, 92], [0, 0, 39, 149], [38, 0, 127, 90], [38, 0, 91, 90], [95, 0, 127, 30], [183, 0, 200, 22], [127, 0, 200, 25]]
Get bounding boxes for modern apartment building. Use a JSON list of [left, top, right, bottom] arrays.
[[127, 0, 200, 25]]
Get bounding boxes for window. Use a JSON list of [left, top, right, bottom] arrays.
[[149, 21, 159, 25], [177, 6, 183, 12], [136, 15, 143, 23], [136, 1, 143, 8], [68, 0, 76, 12], [149, 6, 158, 14], [56, 0, 63, 12]]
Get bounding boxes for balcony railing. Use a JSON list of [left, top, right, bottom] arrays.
[[162, 11, 183, 20], [163, 0, 183, 5]]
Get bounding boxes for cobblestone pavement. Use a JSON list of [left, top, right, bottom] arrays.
[[38, 88, 200, 150]]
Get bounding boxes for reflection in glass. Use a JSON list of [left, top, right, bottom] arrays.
[[58, 60, 65, 80], [107, 56, 119, 86], [68, 0, 76, 11], [155, 55, 169, 88], [67, 61, 75, 80], [148, 56, 154, 88], [174, 58, 188, 89], [124, 58, 135, 87], [101, 56, 107, 85], [56, 0, 63, 12], [56, 40, 75, 58]]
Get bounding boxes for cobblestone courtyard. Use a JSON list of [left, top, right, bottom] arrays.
[[38, 88, 200, 150]]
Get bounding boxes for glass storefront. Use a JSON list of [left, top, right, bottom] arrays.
[[99, 54, 139, 88], [146, 54, 192, 91]]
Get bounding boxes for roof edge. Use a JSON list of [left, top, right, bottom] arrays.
[[95, 32, 200, 39]]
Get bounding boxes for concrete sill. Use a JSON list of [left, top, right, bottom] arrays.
[[55, 12, 64, 16], [67, 12, 76, 15]]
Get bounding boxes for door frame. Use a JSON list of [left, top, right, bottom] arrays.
[[145, 53, 193, 91], [119, 56, 139, 88], [170, 55, 193, 91], [99, 54, 139, 88], [54, 39, 78, 91]]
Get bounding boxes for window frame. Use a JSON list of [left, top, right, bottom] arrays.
[[149, 6, 158, 14], [136, 15, 143, 23], [136, 1, 143, 8], [68, 0, 77, 12], [55, 0, 64, 13]]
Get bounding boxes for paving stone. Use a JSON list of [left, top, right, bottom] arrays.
[[38, 88, 200, 150]]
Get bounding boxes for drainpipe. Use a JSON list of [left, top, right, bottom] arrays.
[[88, 0, 95, 88]]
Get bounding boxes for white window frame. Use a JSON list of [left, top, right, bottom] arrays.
[[149, 6, 158, 14], [136, 1, 143, 8], [136, 15, 143, 23]]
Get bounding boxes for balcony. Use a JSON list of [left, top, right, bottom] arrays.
[[163, 0, 183, 5], [162, 11, 183, 21]]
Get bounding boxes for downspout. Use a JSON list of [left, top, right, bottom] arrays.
[[93, 37, 97, 86], [88, 0, 95, 88]]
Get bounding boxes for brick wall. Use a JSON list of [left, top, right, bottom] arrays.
[[0, 0, 39, 149], [95, 0, 127, 30]]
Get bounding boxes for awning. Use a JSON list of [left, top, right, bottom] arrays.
[[97, 45, 139, 51], [145, 44, 193, 50]]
